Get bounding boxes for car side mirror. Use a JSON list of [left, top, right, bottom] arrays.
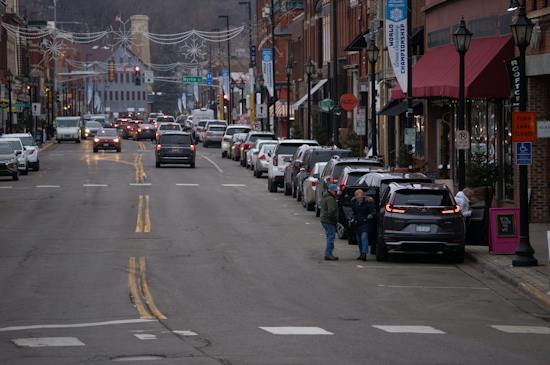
[[16, 150, 22, 155]]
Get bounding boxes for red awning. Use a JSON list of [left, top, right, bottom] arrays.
[[391, 36, 514, 100]]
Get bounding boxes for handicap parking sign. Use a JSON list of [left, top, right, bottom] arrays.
[[515, 142, 532, 165]]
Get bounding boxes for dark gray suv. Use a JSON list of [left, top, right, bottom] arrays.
[[376, 182, 465, 263]]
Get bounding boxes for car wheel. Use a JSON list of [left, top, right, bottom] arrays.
[[190, 162, 196, 168], [292, 184, 297, 199], [222, 151, 226, 158], [76, 139, 81, 144], [93, 148, 98, 153], [256, 169, 262, 178], [450, 248, 465, 264], [376, 240, 389, 262], [116, 148, 121, 153], [315, 204, 321, 217], [12, 172, 19, 181], [284, 182, 292, 196], [21, 164, 29, 175], [34, 161, 40, 171], [155, 161, 161, 168], [57, 140, 61, 144], [336, 223, 347, 239], [306, 201, 315, 212], [268, 178, 277, 193]]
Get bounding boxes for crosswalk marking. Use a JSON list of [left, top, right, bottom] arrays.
[[373, 325, 445, 334], [259, 327, 333, 335], [12, 337, 85, 347], [134, 334, 157, 340], [36, 185, 61, 188], [491, 325, 550, 334]]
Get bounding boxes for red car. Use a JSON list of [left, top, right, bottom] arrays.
[[93, 128, 121, 153]]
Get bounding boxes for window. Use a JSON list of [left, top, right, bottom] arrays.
[[125, 72, 130, 83], [428, 28, 450, 48], [121, 91, 124, 101], [127, 91, 130, 100], [109, 91, 113, 100], [142, 91, 146, 100], [467, 16, 497, 38], [137, 91, 141, 100], [132, 91, 135, 100], [322, 0, 331, 64], [115, 91, 118, 101]]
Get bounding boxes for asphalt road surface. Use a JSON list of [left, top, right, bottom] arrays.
[[0, 139, 549, 365]]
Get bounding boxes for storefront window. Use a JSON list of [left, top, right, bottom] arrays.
[[414, 115, 425, 159]]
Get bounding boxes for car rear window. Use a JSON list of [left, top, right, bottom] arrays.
[[209, 126, 226, 132], [310, 150, 352, 165], [333, 162, 380, 178], [0, 143, 13, 154], [346, 172, 370, 186], [160, 134, 192, 145], [393, 190, 454, 207], [249, 134, 277, 142], [276, 143, 316, 155], [225, 127, 251, 136], [160, 124, 181, 130]]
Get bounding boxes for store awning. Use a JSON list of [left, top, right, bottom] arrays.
[[379, 100, 423, 116], [293, 79, 328, 109], [344, 31, 369, 52], [391, 36, 514, 100]]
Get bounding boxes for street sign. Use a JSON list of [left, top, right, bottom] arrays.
[[319, 98, 336, 112], [339, 93, 358, 111], [250, 45, 257, 67], [206, 73, 213, 86], [512, 111, 537, 142], [256, 103, 267, 119], [404, 128, 416, 145], [537, 120, 550, 138], [355, 107, 366, 136], [31, 103, 41, 117], [182, 76, 203, 84], [516, 142, 532, 165], [455, 130, 470, 150], [143, 71, 154, 84]]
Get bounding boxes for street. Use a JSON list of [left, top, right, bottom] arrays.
[[0, 140, 549, 365]]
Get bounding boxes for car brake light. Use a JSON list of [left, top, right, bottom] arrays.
[[223, 136, 231, 141], [339, 182, 345, 193], [127, 125, 131, 129], [442, 205, 461, 214], [259, 154, 266, 160], [156, 144, 161, 152], [93, 138, 100, 143], [190, 144, 196, 152], [311, 180, 317, 187], [385, 204, 406, 214], [244, 143, 251, 149], [273, 155, 278, 166]]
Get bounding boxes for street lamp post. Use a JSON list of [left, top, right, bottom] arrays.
[[510, 2, 537, 267], [453, 17, 473, 191], [366, 37, 379, 157], [285, 61, 293, 139], [257, 75, 265, 131], [305, 58, 315, 140], [6, 69, 13, 133], [218, 15, 231, 125], [26, 82, 33, 136]]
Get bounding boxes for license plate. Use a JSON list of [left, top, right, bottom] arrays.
[[416, 225, 431, 233], [103, 144, 109, 147]]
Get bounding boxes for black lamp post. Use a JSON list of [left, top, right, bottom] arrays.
[[26, 82, 33, 135], [6, 69, 13, 133], [510, 2, 537, 267], [218, 15, 231, 125], [305, 57, 315, 140], [453, 17, 473, 191], [285, 61, 293, 138], [366, 37, 379, 157], [257, 75, 265, 131]]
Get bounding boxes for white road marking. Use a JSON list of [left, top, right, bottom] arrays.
[[36, 185, 61, 188], [176, 183, 199, 186], [356, 265, 365, 269], [373, 325, 445, 334], [0, 319, 155, 332], [0, 186, 13, 189], [134, 334, 157, 340], [83, 184, 109, 187], [200, 155, 223, 173], [305, 222, 311, 225], [12, 337, 85, 347], [172, 330, 198, 336], [377, 284, 489, 290], [129, 183, 152, 186], [222, 184, 246, 187], [259, 327, 334, 335], [491, 325, 550, 334]]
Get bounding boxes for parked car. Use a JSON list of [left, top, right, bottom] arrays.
[[93, 128, 121, 153], [194, 120, 208, 142], [1, 133, 40, 171], [201, 120, 227, 144], [253, 143, 277, 178], [229, 133, 248, 160], [376, 182, 465, 262], [155, 122, 182, 142], [0, 138, 29, 175], [295, 147, 352, 202], [132, 123, 155, 140], [250, 140, 278, 174], [221, 125, 252, 158], [155, 132, 196, 168], [240, 132, 278, 167], [267, 139, 319, 193], [283, 144, 315, 196], [301, 162, 327, 211], [315, 157, 384, 219], [203, 124, 227, 147], [0, 142, 19, 180]]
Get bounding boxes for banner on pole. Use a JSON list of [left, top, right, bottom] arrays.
[[262, 48, 274, 97], [221, 69, 230, 96], [386, 0, 408, 92]]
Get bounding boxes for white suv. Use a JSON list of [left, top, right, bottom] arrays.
[[221, 125, 251, 158], [0, 137, 30, 175], [267, 139, 318, 193], [1, 133, 39, 170]]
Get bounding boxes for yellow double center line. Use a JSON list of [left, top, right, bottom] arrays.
[[135, 195, 151, 233], [134, 154, 146, 183], [137, 141, 146, 151], [128, 256, 166, 320]]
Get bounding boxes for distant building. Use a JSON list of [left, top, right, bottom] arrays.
[[130, 15, 151, 66]]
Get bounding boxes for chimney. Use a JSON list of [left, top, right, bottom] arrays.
[[130, 15, 151, 66]]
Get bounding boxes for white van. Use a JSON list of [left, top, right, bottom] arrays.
[[55, 117, 82, 143]]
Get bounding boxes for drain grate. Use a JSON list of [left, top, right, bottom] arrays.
[[112, 355, 165, 362]]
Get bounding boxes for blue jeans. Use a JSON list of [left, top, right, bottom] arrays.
[[356, 231, 369, 255], [322, 223, 336, 257]]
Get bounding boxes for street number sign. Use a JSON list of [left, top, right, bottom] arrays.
[[256, 103, 267, 119], [512, 112, 537, 142], [455, 130, 470, 150], [515, 142, 532, 165], [339, 94, 358, 111]]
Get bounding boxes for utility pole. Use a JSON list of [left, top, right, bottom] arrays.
[[332, 0, 339, 145], [270, 0, 277, 135], [53, 0, 58, 119], [406, 0, 413, 129], [219, 15, 231, 125]]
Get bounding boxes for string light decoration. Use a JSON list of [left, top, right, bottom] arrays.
[[180, 35, 207, 64]]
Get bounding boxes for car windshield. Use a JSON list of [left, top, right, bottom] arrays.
[[0, 143, 14, 154], [249, 134, 276, 143], [160, 134, 192, 145], [225, 127, 250, 136], [85, 121, 102, 128], [209, 126, 226, 132], [2, 140, 22, 150], [56, 119, 79, 128], [160, 124, 181, 131], [393, 190, 454, 207], [198, 121, 207, 127], [97, 129, 118, 137], [277, 143, 316, 155], [17, 137, 36, 146]]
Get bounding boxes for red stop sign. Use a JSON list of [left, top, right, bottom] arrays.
[[340, 94, 358, 111]]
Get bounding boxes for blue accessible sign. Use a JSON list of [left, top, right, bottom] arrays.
[[516, 142, 532, 165]]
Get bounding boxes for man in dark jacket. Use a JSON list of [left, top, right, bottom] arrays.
[[320, 183, 339, 261], [352, 190, 377, 261]]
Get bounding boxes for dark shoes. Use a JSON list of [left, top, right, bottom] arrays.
[[324, 255, 339, 261], [356, 254, 367, 261]]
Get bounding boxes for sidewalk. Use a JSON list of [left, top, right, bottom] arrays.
[[467, 223, 550, 310], [38, 138, 56, 152]]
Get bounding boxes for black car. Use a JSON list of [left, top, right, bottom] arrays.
[[133, 123, 155, 140], [376, 182, 465, 262], [155, 132, 196, 168], [0, 143, 19, 180]]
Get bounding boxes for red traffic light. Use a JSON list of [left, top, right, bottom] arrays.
[[134, 66, 141, 72]]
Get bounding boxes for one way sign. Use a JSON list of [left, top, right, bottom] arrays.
[[32, 103, 41, 117], [256, 103, 267, 119]]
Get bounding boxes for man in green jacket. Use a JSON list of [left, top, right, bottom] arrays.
[[320, 183, 339, 261]]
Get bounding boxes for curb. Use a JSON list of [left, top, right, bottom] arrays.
[[466, 251, 550, 310], [39, 140, 55, 152]]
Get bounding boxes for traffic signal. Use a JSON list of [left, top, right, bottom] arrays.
[[134, 66, 141, 86], [108, 60, 115, 82]]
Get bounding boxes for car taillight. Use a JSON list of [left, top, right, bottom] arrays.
[[385, 204, 406, 214], [93, 138, 100, 143], [311, 180, 317, 187], [339, 183, 345, 193], [273, 155, 278, 166], [259, 154, 266, 160], [244, 143, 251, 149], [127, 125, 131, 129], [137, 129, 141, 132], [223, 136, 231, 141], [156, 144, 161, 152], [442, 205, 461, 214], [190, 144, 196, 153]]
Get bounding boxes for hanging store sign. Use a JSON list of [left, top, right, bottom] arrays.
[[386, 0, 408, 93], [506, 57, 521, 108], [262, 48, 274, 97]]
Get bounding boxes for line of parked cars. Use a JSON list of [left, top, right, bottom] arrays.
[[220, 133, 466, 263], [0, 133, 41, 181]]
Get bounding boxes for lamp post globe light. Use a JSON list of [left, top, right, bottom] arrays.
[[285, 61, 293, 138], [305, 57, 315, 140], [510, 2, 537, 267], [453, 17, 473, 191], [366, 36, 379, 157]]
